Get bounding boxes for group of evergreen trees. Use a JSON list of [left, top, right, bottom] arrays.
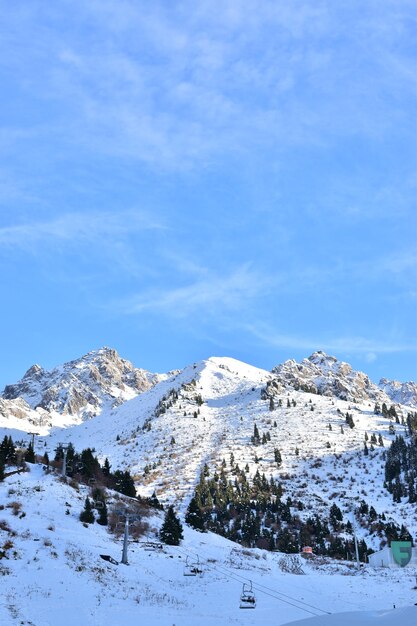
[[184, 461, 377, 560], [384, 435, 417, 503], [54, 444, 136, 497], [251, 423, 272, 445], [0, 435, 35, 479], [0, 435, 16, 479], [184, 456, 416, 561], [79, 487, 109, 525]]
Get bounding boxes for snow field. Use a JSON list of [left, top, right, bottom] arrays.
[[1, 464, 416, 626]]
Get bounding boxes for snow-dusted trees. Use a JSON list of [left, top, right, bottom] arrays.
[[384, 435, 417, 504], [274, 448, 282, 466], [25, 441, 35, 463], [79, 497, 94, 524], [185, 497, 206, 531], [251, 423, 260, 445], [160, 506, 183, 545]]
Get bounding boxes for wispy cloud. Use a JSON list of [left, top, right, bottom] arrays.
[[0, 210, 164, 250], [243, 323, 415, 356], [117, 264, 268, 318], [2, 1, 414, 169]]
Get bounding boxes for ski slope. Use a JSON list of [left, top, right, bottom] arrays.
[[0, 464, 416, 626]]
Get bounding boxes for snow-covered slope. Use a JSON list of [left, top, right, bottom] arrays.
[[0, 464, 416, 626], [1, 350, 416, 552], [1, 347, 166, 425], [3, 354, 409, 552]]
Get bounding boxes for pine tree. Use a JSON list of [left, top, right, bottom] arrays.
[[80, 497, 95, 524], [269, 397, 275, 411], [185, 497, 206, 531], [160, 505, 183, 545], [0, 458, 4, 482], [102, 458, 111, 476], [25, 441, 35, 463], [113, 470, 136, 497], [274, 449, 282, 466]]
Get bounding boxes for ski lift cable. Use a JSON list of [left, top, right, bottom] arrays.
[[206, 558, 330, 616], [175, 546, 328, 617], [176, 545, 331, 615], [197, 557, 321, 617], [213, 550, 365, 612]]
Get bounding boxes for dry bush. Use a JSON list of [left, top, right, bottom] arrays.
[[6, 502, 22, 516]]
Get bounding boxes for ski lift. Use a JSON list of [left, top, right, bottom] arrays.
[[239, 581, 256, 609], [141, 539, 163, 552], [183, 555, 203, 576]]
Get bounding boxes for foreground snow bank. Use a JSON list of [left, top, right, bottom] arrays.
[[285, 606, 417, 626]]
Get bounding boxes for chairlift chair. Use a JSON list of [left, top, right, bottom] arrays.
[[183, 555, 203, 576], [142, 539, 163, 552], [239, 581, 256, 609]]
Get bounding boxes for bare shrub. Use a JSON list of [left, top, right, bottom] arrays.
[[6, 502, 22, 516]]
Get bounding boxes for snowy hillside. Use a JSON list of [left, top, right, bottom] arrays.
[[0, 464, 416, 626], [1, 352, 416, 554]]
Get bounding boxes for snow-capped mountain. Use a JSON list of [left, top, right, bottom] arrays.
[[1, 349, 416, 545], [379, 378, 417, 408], [1, 347, 166, 422], [2, 351, 414, 548], [270, 351, 392, 404], [1, 349, 416, 625]]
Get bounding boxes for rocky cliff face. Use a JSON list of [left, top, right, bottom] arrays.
[[269, 351, 391, 404], [379, 378, 417, 408], [2, 347, 164, 420]]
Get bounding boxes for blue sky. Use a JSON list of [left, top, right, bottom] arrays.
[[0, 0, 416, 387]]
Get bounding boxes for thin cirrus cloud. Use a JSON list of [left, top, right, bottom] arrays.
[[118, 265, 268, 318], [2, 1, 414, 169], [0, 211, 165, 251], [243, 323, 414, 357]]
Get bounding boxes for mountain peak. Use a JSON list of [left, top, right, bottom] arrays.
[[22, 363, 44, 379], [272, 352, 384, 403], [1, 347, 164, 421]]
